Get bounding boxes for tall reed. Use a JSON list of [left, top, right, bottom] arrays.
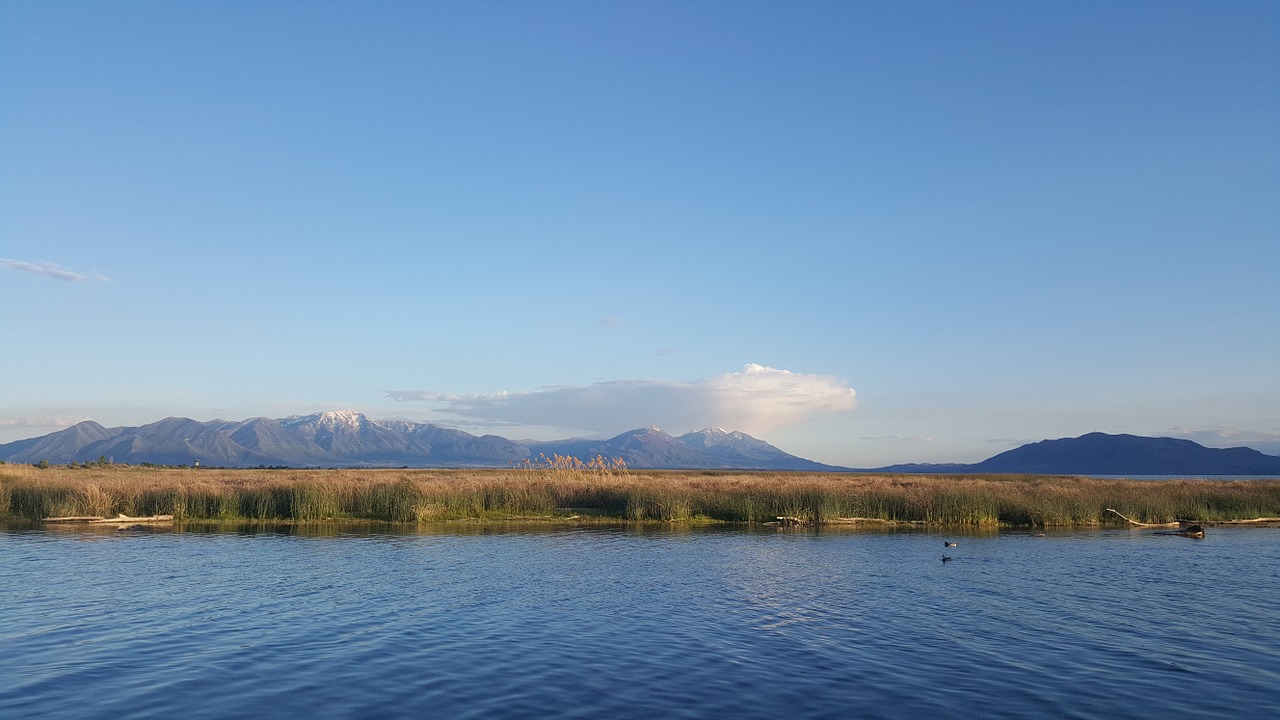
[[3, 463, 1279, 527]]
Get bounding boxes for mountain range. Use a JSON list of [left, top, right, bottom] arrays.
[[3, 414, 1278, 475], [0, 411, 841, 471]]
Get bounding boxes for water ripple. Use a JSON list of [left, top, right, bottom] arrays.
[[1, 526, 1277, 718]]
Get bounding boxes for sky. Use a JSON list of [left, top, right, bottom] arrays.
[[2, 1, 1277, 466]]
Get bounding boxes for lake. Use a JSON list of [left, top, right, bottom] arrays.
[[2, 523, 1277, 719]]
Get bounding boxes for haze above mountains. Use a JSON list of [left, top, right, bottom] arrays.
[[2, 411, 1280, 476]]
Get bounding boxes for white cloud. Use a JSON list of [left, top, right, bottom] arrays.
[[0, 258, 108, 283], [387, 363, 857, 436]]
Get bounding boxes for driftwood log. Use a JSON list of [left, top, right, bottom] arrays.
[[42, 514, 174, 525], [1106, 509, 1207, 537], [1105, 508, 1180, 528]]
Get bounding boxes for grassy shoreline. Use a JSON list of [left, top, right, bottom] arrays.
[[3, 464, 1279, 528]]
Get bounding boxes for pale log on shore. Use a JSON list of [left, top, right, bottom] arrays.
[[774, 516, 905, 526], [1106, 508, 1280, 527], [42, 514, 174, 524], [1105, 508, 1181, 527]]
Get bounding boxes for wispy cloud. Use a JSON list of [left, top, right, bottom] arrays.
[[387, 363, 857, 436], [860, 435, 934, 444], [0, 416, 81, 430], [983, 437, 1037, 446], [1166, 427, 1280, 455], [0, 258, 109, 283], [598, 315, 624, 329]]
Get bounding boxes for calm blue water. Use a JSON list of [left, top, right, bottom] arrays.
[[2, 523, 1277, 719]]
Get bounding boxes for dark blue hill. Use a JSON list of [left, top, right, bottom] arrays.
[[875, 432, 1280, 475]]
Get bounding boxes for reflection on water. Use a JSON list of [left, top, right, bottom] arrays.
[[1, 523, 1277, 719]]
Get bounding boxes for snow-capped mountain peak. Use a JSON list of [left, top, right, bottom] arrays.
[[282, 410, 370, 429], [318, 410, 366, 427]]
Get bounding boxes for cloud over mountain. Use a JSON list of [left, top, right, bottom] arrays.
[[387, 364, 857, 436]]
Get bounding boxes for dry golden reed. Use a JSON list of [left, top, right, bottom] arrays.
[[2, 461, 1278, 527]]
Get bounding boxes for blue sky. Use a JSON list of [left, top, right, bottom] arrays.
[[2, 1, 1277, 466]]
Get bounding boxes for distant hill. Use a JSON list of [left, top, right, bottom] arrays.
[[529, 426, 843, 472], [0, 412, 840, 471], [874, 432, 1280, 475]]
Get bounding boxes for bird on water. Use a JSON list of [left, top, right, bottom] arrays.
[[941, 555, 953, 563], [944, 541, 957, 547]]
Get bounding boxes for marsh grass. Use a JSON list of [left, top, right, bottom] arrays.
[[2, 463, 1278, 527]]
